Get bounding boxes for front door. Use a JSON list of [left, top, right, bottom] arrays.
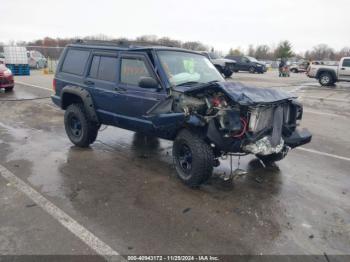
[[113, 52, 167, 131], [240, 57, 250, 70], [338, 58, 350, 81]]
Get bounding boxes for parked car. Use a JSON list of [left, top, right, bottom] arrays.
[[225, 55, 267, 73], [200, 51, 236, 78], [0, 64, 14, 91], [290, 61, 309, 73], [51, 41, 311, 187], [307, 57, 350, 86], [27, 50, 47, 69]]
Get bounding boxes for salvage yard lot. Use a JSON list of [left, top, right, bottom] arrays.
[[0, 71, 349, 258]]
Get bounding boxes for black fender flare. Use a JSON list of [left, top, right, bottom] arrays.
[[316, 68, 337, 81], [61, 86, 99, 123]]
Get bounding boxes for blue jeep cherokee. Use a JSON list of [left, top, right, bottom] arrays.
[[52, 40, 312, 186]]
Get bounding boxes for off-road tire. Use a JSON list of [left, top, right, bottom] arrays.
[[64, 103, 99, 147], [249, 66, 255, 73], [319, 72, 334, 86], [173, 129, 214, 187], [223, 70, 233, 78], [5, 86, 14, 92]]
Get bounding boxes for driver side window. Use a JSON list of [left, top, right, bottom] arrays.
[[120, 58, 151, 86], [342, 59, 350, 67], [242, 57, 249, 63]]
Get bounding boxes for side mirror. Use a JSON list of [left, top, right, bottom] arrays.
[[139, 77, 160, 89]]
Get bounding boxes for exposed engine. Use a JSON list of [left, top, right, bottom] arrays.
[[172, 91, 244, 138], [172, 88, 299, 156]]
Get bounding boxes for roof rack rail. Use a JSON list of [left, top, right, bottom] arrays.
[[73, 39, 177, 48], [73, 39, 130, 47]]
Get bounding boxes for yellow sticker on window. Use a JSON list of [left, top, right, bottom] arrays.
[[183, 59, 195, 74]]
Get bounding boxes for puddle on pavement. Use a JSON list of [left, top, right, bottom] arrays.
[[0, 88, 39, 100], [2, 118, 350, 254]]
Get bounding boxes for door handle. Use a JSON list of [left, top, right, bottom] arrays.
[[340, 68, 346, 70], [84, 80, 95, 86], [114, 87, 126, 93]]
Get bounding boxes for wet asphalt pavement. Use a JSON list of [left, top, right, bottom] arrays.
[[0, 71, 349, 258]]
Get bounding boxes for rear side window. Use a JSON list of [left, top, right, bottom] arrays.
[[342, 59, 350, 67], [120, 58, 151, 86], [99, 57, 118, 82], [88, 55, 118, 82], [61, 49, 90, 75]]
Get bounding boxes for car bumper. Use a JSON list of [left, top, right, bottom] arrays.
[[0, 78, 14, 89], [284, 128, 312, 148], [51, 95, 61, 107], [256, 66, 266, 72]]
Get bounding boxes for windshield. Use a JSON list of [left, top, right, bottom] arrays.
[[246, 56, 258, 62], [157, 51, 224, 86], [209, 52, 220, 59]]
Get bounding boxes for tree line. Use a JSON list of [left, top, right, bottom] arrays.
[[1, 35, 349, 61], [229, 41, 350, 61], [1, 35, 209, 60]]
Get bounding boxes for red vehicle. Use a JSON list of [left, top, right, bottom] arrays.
[[0, 64, 14, 91]]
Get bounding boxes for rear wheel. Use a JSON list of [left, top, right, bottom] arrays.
[[223, 70, 233, 78], [291, 68, 298, 73], [64, 103, 99, 147], [249, 66, 255, 73], [173, 129, 214, 187], [319, 72, 334, 86]]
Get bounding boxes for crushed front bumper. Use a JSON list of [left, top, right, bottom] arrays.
[[242, 128, 312, 155], [284, 128, 312, 148]]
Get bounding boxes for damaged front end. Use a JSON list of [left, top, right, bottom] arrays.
[[148, 81, 312, 158]]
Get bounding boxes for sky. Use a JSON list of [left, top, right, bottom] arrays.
[[1, 0, 349, 54]]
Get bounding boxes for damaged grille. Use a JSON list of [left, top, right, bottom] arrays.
[[248, 104, 290, 136]]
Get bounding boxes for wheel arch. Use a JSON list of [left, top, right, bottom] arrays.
[[316, 69, 336, 80], [61, 86, 99, 123]]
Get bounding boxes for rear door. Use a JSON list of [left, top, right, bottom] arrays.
[[83, 51, 121, 124], [338, 58, 350, 81]]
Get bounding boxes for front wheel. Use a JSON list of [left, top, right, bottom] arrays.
[[5, 86, 14, 92], [173, 130, 214, 187], [249, 66, 255, 73], [64, 103, 99, 147], [319, 72, 334, 86]]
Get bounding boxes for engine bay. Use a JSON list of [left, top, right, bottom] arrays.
[[171, 86, 301, 155]]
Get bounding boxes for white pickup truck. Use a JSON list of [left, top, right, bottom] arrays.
[[307, 57, 350, 86]]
